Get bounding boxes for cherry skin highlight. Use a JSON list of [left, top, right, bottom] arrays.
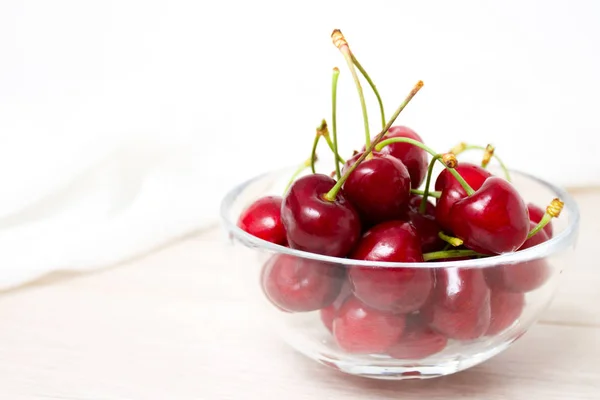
[[333, 296, 406, 354], [237, 196, 287, 245], [527, 203, 554, 238], [342, 151, 411, 226], [281, 174, 361, 257], [348, 221, 433, 313], [449, 177, 530, 254], [261, 254, 345, 312], [485, 222, 551, 293]]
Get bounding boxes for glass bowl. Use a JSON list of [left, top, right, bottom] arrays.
[[220, 167, 579, 380]]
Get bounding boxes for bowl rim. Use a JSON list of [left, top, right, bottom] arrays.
[[220, 167, 580, 269]]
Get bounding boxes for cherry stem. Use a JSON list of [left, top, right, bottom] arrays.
[[332, 68, 342, 179], [419, 155, 442, 214], [376, 138, 475, 196], [438, 231, 464, 247], [411, 189, 441, 199], [317, 120, 345, 165], [323, 80, 424, 202], [451, 143, 511, 182], [527, 198, 564, 239], [331, 30, 371, 149], [423, 249, 487, 262], [481, 144, 495, 169], [284, 157, 313, 193], [351, 54, 385, 130], [310, 133, 321, 174]]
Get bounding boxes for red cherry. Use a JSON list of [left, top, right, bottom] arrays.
[[486, 290, 525, 335], [387, 314, 447, 359], [527, 203, 554, 238], [484, 223, 551, 292], [435, 187, 465, 233], [422, 268, 491, 340], [341, 152, 411, 226], [374, 126, 429, 188], [449, 177, 530, 254], [261, 254, 345, 312], [405, 195, 445, 253], [333, 296, 406, 354], [435, 162, 492, 192], [237, 196, 287, 245], [349, 221, 433, 313], [320, 279, 353, 332], [281, 174, 361, 257]]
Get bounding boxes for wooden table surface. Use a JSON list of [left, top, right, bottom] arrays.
[[0, 189, 598, 400]]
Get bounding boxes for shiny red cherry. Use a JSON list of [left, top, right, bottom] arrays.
[[484, 223, 551, 292], [405, 195, 445, 253], [422, 268, 491, 340], [341, 152, 411, 226], [449, 177, 530, 254], [320, 279, 353, 332], [387, 314, 447, 359], [261, 254, 344, 312], [486, 290, 525, 335], [348, 221, 433, 313], [281, 174, 361, 257], [374, 126, 429, 188], [237, 196, 287, 245], [435, 187, 465, 233], [333, 296, 406, 354], [527, 203, 553, 238]]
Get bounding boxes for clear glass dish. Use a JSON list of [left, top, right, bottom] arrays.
[[220, 167, 579, 380]]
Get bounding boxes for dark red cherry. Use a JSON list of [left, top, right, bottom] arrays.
[[261, 254, 344, 312], [527, 203, 553, 238], [387, 314, 447, 359], [333, 296, 406, 354], [374, 126, 429, 188], [405, 196, 445, 253], [237, 196, 287, 245], [281, 174, 361, 257], [484, 223, 551, 292], [349, 221, 433, 313], [341, 152, 411, 226], [449, 177, 530, 254], [320, 279, 353, 332], [435, 187, 465, 233], [486, 290, 525, 335], [422, 268, 491, 340], [435, 162, 492, 192]]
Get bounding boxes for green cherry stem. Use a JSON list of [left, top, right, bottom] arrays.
[[317, 120, 345, 165], [284, 157, 313, 193], [451, 142, 512, 182], [310, 133, 321, 174], [419, 154, 442, 214], [438, 231, 464, 247], [411, 188, 441, 199], [332, 29, 371, 149], [331, 67, 342, 179], [323, 80, 424, 202], [423, 249, 487, 262], [351, 54, 385, 130], [375, 138, 475, 196], [527, 198, 564, 239]]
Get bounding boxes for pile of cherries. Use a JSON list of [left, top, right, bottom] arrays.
[[236, 30, 562, 359]]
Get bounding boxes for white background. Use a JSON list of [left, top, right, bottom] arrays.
[[0, 0, 598, 284]]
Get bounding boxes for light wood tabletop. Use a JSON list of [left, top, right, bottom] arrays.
[[0, 189, 598, 400]]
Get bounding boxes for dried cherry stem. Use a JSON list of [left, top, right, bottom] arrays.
[[375, 138, 475, 196], [323, 80, 424, 202], [481, 144, 495, 169], [450, 142, 511, 181], [331, 29, 371, 150], [351, 55, 385, 129], [438, 231, 464, 247], [285, 156, 315, 193], [331, 68, 342, 179], [410, 188, 441, 199], [423, 249, 487, 262], [527, 198, 564, 239]]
